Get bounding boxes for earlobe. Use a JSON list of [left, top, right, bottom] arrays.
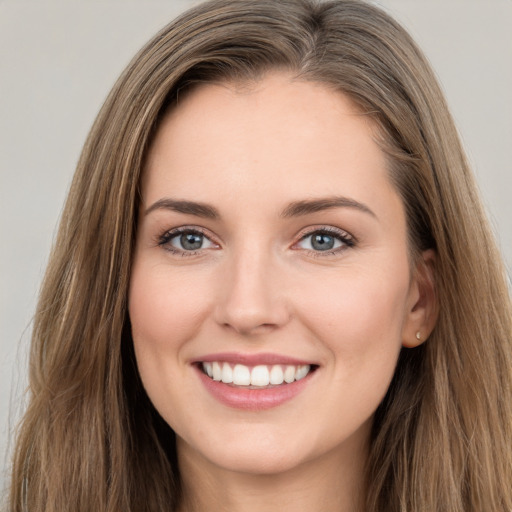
[[402, 249, 438, 348]]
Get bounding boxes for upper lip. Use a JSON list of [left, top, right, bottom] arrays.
[[191, 352, 316, 366]]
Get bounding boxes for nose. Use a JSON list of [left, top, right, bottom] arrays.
[[213, 248, 290, 336]]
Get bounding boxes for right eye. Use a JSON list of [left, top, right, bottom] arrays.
[[159, 228, 217, 255]]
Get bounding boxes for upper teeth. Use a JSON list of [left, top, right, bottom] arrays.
[[202, 362, 311, 387]]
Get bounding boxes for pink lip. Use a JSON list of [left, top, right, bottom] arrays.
[[192, 352, 314, 366], [193, 362, 317, 412]]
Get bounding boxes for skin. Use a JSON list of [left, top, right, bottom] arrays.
[[129, 73, 435, 512]]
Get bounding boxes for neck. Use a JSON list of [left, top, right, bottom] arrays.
[[176, 433, 368, 512]]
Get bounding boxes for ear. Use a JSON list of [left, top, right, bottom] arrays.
[[401, 249, 438, 348]]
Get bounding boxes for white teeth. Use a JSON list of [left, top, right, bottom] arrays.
[[203, 362, 213, 378], [202, 362, 313, 386], [250, 365, 270, 386], [295, 364, 310, 381], [284, 365, 295, 383], [212, 362, 222, 381], [269, 365, 284, 385], [221, 362, 233, 383], [233, 364, 251, 385]]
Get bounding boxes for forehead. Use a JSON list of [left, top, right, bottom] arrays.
[[142, 73, 402, 227]]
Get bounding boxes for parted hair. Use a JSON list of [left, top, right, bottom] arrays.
[[8, 1, 512, 511]]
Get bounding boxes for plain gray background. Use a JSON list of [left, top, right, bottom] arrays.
[[1, 0, 511, 492]]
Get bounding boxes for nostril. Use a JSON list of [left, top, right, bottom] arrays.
[[221, 320, 280, 336]]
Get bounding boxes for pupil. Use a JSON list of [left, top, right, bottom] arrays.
[[312, 233, 334, 251], [181, 233, 203, 250]]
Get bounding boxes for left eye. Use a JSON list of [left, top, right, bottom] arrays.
[[166, 231, 215, 251], [296, 231, 348, 252]]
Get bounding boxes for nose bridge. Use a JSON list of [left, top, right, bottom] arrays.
[[215, 240, 288, 334]]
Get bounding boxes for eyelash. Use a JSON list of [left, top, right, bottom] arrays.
[[156, 226, 356, 257]]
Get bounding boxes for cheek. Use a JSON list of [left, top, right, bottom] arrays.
[[296, 267, 409, 432], [294, 262, 409, 378], [128, 260, 217, 423], [128, 263, 212, 355], [303, 265, 407, 323]]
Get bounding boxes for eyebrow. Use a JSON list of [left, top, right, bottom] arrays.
[[144, 198, 220, 219], [144, 195, 376, 220], [280, 196, 376, 219]]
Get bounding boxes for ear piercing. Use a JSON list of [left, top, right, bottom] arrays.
[[416, 331, 422, 341]]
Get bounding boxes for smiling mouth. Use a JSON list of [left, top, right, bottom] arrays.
[[200, 362, 317, 388]]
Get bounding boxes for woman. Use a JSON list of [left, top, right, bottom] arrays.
[[8, 0, 512, 511]]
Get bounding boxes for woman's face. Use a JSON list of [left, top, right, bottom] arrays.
[[129, 73, 428, 476]]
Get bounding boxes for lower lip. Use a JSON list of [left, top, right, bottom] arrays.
[[195, 366, 315, 411]]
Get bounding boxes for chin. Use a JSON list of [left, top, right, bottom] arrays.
[[212, 449, 307, 476], [178, 428, 315, 476]]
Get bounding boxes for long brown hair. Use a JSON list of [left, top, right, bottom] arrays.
[[8, 1, 512, 510]]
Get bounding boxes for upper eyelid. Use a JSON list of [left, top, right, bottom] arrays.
[[295, 225, 355, 241], [161, 225, 216, 240]]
